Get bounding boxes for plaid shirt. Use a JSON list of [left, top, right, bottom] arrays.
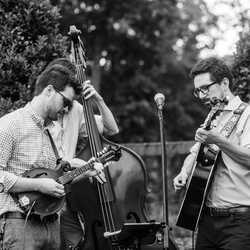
[[0, 103, 57, 216]]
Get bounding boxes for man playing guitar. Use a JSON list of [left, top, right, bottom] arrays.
[[174, 57, 250, 250]]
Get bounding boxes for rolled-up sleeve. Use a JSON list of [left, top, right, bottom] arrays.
[[0, 171, 18, 192], [0, 128, 18, 192], [190, 142, 200, 154]]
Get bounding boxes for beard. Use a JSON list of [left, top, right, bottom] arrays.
[[200, 94, 227, 107], [47, 110, 59, 121]]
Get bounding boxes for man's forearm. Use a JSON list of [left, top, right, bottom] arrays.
[[9, 177, 43, 193], [181, 153, 197, 176], [0, 169, 43, 193], [96, 99, 119, 135]]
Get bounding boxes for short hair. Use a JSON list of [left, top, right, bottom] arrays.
[[34, 64, 82, 96], [190, 57, 233, 89], [45, 58, 76, 75]]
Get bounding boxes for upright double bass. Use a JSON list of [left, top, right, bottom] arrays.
[[68, 26, 152, 250]]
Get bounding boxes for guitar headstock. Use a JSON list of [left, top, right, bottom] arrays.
[[97, 146, 122, 164], [203, 98, 225, 130]]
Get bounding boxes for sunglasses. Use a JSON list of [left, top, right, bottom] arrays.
[[53, 87, 73, 109], [193, 81, 217, 98]]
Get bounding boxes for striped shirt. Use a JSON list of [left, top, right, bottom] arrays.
[[0, 103, 57, 216]]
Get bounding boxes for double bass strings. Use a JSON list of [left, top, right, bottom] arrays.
[[75, 51, 119, 241]]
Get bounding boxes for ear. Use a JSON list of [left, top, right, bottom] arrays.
[[43, 85, 54, 97], [222, 77, 229, 87], [222, 77, 230, 89]]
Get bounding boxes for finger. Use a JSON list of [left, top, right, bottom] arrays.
[[83, 88, 92, 96], [181, 178, 187, 185], [175, 181, 184, 187], [195, 135, 203, 143], [56, 184, 65, 190], [83, 80, 91, 86], [198, 129, 208, 137], [53, 190, 65, 197], [98, 172, 106, 183], [174, 184, 181, 191], [95, 175, 104, 184], [84, 92, 95, 100], [94, 163, 104, 171]]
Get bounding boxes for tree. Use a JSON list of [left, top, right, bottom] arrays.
[[53, 0, 219, 142], [0, 0, 220, 142], [232, 34, 250, 102], [0, 0, 68, 116], [229, 0, 250, 102]]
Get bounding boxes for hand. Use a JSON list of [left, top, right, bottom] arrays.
[[86, 162, 106, 184], [70, 158, 87, 169], [83, 80, 103, 102], [195, 128, 221, 144], [37, 178, 65, 198], [173, 171, 188, 191]]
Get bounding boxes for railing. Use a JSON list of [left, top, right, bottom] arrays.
[[123, 141, 193, 157]]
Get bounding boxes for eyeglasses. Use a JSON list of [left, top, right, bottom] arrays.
[[193, 81, 217, 98], [53, 87, 73, 109]]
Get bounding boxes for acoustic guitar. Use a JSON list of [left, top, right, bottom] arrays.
[[17, 146, 121, 217], [176, 101, 223, 231]]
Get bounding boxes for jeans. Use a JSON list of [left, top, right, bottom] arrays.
[[0, 216, 60, 250], [196, 211, 250, 250]]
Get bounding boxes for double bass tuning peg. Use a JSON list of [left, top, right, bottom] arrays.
[[99, 147, 108, 156]]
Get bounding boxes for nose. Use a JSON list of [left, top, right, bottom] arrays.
[[198, 91, 208, 99]]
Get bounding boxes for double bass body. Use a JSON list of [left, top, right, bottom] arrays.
[[69, 139, 150, 250]]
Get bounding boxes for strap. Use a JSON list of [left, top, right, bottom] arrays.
[[45, 129, 61, 163], [220, 102, 248, 138]]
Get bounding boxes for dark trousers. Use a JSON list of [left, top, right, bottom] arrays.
[[196, 211, 250, 250], [60, 205, 85, 250]]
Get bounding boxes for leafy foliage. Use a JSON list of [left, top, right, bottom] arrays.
[[0, 0, 68, 112], [54, 0, 217, 142], [0, 0, 219, 142], [232, 32, 250, 102]]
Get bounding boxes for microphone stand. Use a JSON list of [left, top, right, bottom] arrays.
[[156, 105, 170, 250]]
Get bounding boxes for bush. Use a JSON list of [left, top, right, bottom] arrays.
[[0, 0, 68, 114], [232, 33, 250, 103]]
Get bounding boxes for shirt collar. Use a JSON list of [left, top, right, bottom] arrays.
[[223, 96, 242, 111], [24, 103, 47, 129]]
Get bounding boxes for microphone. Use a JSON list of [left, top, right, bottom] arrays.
[[154, 93, 165, 110]]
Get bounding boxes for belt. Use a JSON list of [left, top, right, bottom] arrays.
[[1, 211, 58, 222], [203, 206, 250, 217]]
